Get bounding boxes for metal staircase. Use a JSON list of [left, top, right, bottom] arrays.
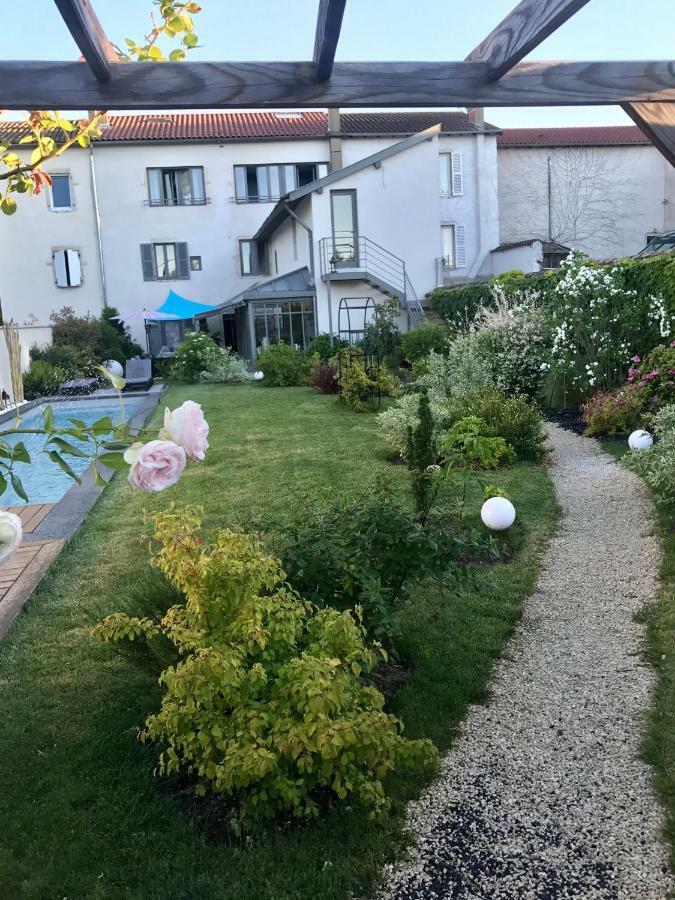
[[318, 235, 426, 328]]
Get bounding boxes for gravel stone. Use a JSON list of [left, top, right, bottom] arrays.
[[378, 424, 673, 899]]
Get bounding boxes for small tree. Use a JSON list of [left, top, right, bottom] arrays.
[[405, 390, 440, 523]]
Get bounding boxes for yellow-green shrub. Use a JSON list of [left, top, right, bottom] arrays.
[[93, 506, 437, 832]]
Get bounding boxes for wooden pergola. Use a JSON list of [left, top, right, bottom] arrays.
[[1, 0, 674, 166]]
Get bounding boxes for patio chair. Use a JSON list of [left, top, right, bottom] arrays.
[[124, 357, 153, 392]]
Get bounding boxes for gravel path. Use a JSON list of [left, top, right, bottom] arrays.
[[379, 424, 673, 900]]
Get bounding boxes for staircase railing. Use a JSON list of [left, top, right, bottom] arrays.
[[319, 234, 426, 327]]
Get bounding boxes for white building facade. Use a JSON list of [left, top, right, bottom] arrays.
[[0, 111, 500, 358]]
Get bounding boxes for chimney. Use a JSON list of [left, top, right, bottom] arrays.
[[467, 107, 485, 128], [327, 107, 343, 172]]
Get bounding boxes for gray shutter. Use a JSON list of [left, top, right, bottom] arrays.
[[455, 225, 467, 268], [176, 242, 190, 279], [140, 244, 156, 280], [451, 152, 464, 196]]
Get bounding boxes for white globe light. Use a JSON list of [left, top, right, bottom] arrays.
[[253, 371, 264, 381], [104, 359, 124, 378], [481, 496, 516, 531], [628, 429, 653, 451]]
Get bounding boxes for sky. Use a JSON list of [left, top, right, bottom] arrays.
[[1, 0, 673, 128]]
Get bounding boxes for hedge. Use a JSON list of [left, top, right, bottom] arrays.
[[430, 251, 675, 328]]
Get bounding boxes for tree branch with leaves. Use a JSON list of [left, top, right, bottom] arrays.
[[0, 1, 202, 215]]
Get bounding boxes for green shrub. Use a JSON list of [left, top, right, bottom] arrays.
[[406, 391, 440, 522], [199, 347, 248, 384], [443, 416, 515, 469], [448, 388, 546, 460], [377, 391, 454, 459], [337, 348, 399, 412], [362, 299, 402, 366], [307, 333, 348, 361], [581, 384, 647, 436], [30, 343, 88, 376], [400, 323, 447, 364], [624, 404, 675, 506], [169, 331, 223, 383], [22, 359, 67, 399], [274, 486, 457, 645], [93, 507, 437, 832], [256, 342, 307, 387], [49, 305, 142, 366]]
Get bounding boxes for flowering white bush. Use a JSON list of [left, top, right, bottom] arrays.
[[624, 404, 675, 505], [544, 251, 673, 394], [376, 392, 453, 458], [199, 347, 248, 384]]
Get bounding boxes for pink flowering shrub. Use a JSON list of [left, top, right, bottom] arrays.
[[627, 342, 675, 409], [582, 383, 647, 437]]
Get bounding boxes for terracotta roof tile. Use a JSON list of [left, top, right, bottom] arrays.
[[0, 111, 498, 144], [497, 126, 649, 147]]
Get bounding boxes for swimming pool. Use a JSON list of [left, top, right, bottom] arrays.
[[0, 398, 142, 506]]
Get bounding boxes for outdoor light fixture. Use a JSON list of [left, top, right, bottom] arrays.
[[104, 360, 124, 378], [628, 429, 653, 451], [253, 371, 264, 381], [481, 497, 516, 531]]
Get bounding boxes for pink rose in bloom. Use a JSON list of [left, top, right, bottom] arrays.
[[160, 401, 209, 461], [125, 440, 186, 493], [670, 341, 675, 348], [631, 355, 641, 364]]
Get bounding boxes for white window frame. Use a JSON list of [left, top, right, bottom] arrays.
[[439, 152, 464, 198], [48, 173, 74, 212], [440, 224, 467, 269], [52, 248, 82, 287]]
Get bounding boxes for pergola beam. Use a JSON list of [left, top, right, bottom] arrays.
[[467, 0, 592, 80], [313, 0, 347, 81], [1, 59, 674, 110], [53, 0, 117, 82], [622, 101, 675, 167]]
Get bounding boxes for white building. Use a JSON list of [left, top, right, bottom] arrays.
[[0, 111, 500, 359], [496, 125, 675, 263]]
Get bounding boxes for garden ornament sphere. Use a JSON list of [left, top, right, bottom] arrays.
[[628, 429, 653, 451], [481, 497, 516, 532], [104, 359, 124, 378], [253, 371, 264, 381]]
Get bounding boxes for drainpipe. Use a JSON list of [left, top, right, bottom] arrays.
[[282, 201, 319, 339], [547, 156, 553, 241], [327, 107, 343, 172], [89, 146, 107, 310]]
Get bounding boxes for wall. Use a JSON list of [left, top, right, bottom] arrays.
[[18, 325, 53, 372], [0, 148, 104, 327], [498, 144, 675, 260], [479, 241, 544, 277], [92, 139, 329, 345]]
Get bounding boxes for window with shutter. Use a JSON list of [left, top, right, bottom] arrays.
[[53, 248, 82, 287], [439, 154, 451, 196], [455, 225, 467, 268], [451, 152, 464, 196]]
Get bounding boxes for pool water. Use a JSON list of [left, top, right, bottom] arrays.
[[0, 398, 142, 506]]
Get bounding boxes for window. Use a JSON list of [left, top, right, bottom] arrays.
[[239, 239, 268, 276], [233, 162, 328, 202], [140, 242, 190, 280], [190, 255, 202, 271], [542, 252, 566, 270], [53, 249, 81, 287], [439, 152, 463, 197], [253, 300, 316, 353], [49, 174, 73, 211], [440, 224, 467, 269], [147, 167, 206, 206], [330, 190, 358, 264]]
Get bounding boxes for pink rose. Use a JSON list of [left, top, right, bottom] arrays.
[[631, 355, 641, 364], [160, 401, 209, 461], [124, 440, 186, 493]]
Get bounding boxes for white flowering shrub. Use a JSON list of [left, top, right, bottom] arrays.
[[199, 347, 248, 384], [376, 392, 453, 458], [543, 251, 673, 394], [624, 404, 675, 505]]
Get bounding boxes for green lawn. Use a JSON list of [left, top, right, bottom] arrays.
[[0, 384, 557, 900], [602, 438, 675, 871]]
